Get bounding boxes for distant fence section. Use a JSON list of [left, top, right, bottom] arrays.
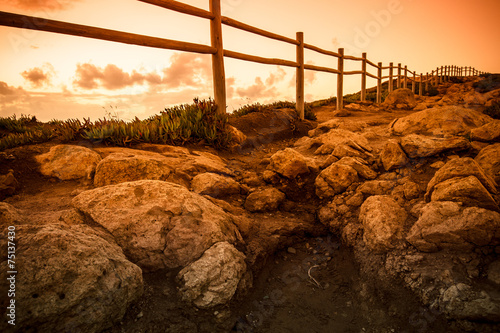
[[0, 0, 488, 119]]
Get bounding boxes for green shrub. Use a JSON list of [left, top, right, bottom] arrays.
[[0, 129, 53, 150], [231, 103, 264, 117], [231, 100, 317, 121], [0, 114, 37, 134], [0, 99, 233, 150], [84, 98, 232, 148]]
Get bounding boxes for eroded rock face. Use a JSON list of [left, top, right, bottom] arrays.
[[177, 242, 247, 309], [390, 106, 491, 136], [72, 180, 242, 271], [470, 120, 500, 142], [406, 201, 500, 252], [475, 143, 500, 184], [0, 221, 143, 333], [400, 134, 471, 158], [315, 163, 359, 199], [191, 173, 241, 198], [336, 157, 377, 180], [269, 148, 310, 179], [380, 140, 409, 171], [359, 195, 407, 253], [356, 180, 397, 197], [296, 128, 373, 160], [430, 176, 498, 211], [439, 283, 500, 322], [36, 145, 102, 181], [383, 88, 417, 110], [0, 202, 25, 225], [0, 170, 18, 200], [244, 188, 286, 212], [425, 157, 498, 200]]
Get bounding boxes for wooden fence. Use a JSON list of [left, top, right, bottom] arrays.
[[0, 0, 487, 119]]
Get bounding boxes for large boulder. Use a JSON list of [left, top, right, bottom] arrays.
[[470, 120, 500, 142], [390, 106, 491, 136], [244, 188, 286, 212], [315, 163, 359, 199], [475, 143, 500, 184], [269, 148, 310, 179], [191, 173, 241, 198], [380, 140, 409, 171], [383, 88, 417, 110], [429, 176, 498, 211], [359, 195, 407, 253], [425, 157, 498, 200], [72, 180, 242, 271], [94, 150, 172, 187], [93, 148, 233, 188], [36, 145, 102, 181], [400, 134, 471, 158], [406, 201, 500, 252], [0, 220, 143, 333], [177, 242, 247, 309]]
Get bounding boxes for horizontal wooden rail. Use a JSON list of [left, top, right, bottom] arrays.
[[221, 16, 298, 45], [344, 55, 363, 61], [0, 0, 485, 119], [304, 43, 340, 58], [366, 59, 380, 68], [0, 11, 216, 54], [224, 50, 298, 67], [138, 0, 214, 19], [344, 70, 364, 75], [304, 64, 340, 74]]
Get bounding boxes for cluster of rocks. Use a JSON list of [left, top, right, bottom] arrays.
[[1, 78, 500, 331]]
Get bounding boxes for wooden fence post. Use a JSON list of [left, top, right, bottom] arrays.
[[404, 65, 408, 89], [361, 52, 367, 102], [440, 66, 443, 83], [389, 62, 394, 93], [397, 63, 401, 89], [337, 48, 344, 110], [377, 62, 382, 103], [419, 73, 423, 96], [296, 32, 305, 120], [412, 71, 416, 93], [425, 72, 429, 91], [209, 0, 226, 114]]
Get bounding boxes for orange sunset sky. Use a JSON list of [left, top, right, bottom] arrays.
[[0, 0, 499, 122]]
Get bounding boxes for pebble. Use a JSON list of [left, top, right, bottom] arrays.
[[287, 247, 297, 254]]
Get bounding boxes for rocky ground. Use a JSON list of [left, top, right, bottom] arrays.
[[1, 76, 500, 333]]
